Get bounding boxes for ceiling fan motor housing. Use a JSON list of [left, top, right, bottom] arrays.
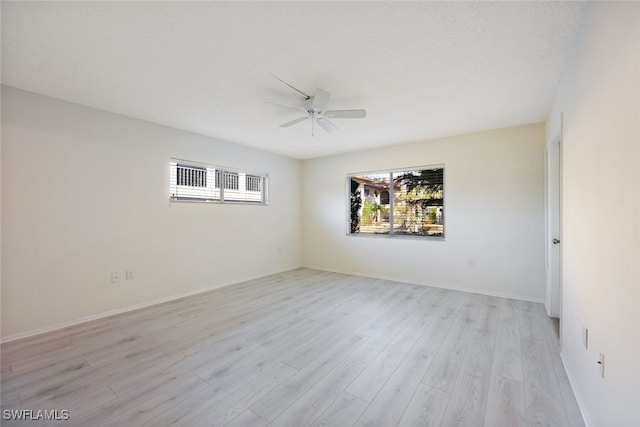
[[267, 77, 366, 134], [305, 99, 322, 115]]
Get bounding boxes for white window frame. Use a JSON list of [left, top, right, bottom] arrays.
[[170, 159, 269, 205], [346, 164, 445, 239]]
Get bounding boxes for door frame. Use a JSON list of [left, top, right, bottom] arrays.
[[545, 116, 563, 348]]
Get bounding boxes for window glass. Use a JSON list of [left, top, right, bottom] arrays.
[[349, 166, 444, 238]]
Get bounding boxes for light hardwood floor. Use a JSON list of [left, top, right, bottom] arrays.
[[1, 269, 584, 426]]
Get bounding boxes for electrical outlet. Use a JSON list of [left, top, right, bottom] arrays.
[[583, 326, 589, 349], [111, 272, 121, 283], [597, 353, 605, 378], [126, 270, 134, 280]]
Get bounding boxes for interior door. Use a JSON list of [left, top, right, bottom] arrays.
[[546, 136, 563, 344]]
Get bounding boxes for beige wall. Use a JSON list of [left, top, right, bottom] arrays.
[[1, 86, 302, 340], [302, 123, 546, 301], [546, 2, 640, 425]]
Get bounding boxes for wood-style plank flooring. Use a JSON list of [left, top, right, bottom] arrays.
[[1, 269, 584, 426]]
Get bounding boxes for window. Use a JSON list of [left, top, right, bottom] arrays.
[[227, 173, 238, 190], [177, 164, 207, 187], [215, 171, 239, 190], [380, 190, 389, 205], [246, 175, 262, 192], [170, 159, 268, 204], [348, 166, 444, 238]]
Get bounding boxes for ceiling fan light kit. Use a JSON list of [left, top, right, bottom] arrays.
[[266, 75, 366, 136]]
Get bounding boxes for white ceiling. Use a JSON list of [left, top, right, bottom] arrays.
[[1, 1, 587, 159]]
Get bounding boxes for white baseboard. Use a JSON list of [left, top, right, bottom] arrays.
[[1, 267, 299, 344], [560, 352, 592, 427], [302, 264, 545, 303]]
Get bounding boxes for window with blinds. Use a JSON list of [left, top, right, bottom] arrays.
[[246, 175, 262, 192], [170, 159, 268, 204], [177, 164, 207, 187], [348, 165, 444, 238]]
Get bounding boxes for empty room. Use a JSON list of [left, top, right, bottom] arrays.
[[1, 1, 638, 426]]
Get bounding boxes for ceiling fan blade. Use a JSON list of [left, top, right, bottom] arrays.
[[279, 116, 308, 128], [269, 74, 310, 100], [316, 117, 338, 133], [311, 88, 331, 111], [325, 109, 367, 119], [264, 101, 304, 113]]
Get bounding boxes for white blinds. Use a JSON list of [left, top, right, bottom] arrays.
[[169, 160, 268, 204]]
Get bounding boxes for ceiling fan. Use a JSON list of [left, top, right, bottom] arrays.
[[265, 74, 366, 136]]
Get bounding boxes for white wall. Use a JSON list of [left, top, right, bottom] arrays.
[[302, 123, 546, 301], [546, 2, 640, 426], [1, 86, 302, 340]]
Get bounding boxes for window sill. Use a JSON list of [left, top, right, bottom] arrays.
[[346, 233, 445, 241]]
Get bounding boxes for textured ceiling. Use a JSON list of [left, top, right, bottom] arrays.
[[1, 1, 587, 159]]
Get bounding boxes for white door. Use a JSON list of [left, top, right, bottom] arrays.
[[546, 137, 563, 341]]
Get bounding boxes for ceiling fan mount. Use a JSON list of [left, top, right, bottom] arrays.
[[265, 74, 367, 136]]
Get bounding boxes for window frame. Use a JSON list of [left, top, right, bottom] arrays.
[[346, 164, 445, 240], [170, 158, 269, 205]]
